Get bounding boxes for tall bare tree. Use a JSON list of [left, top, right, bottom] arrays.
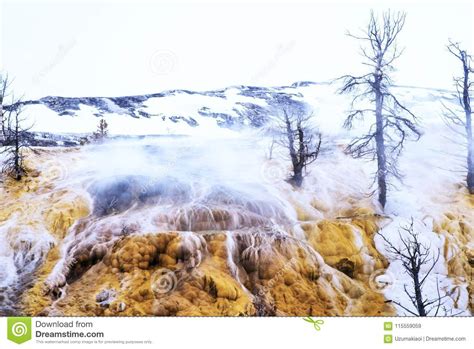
[[378, 219, 448, 316], [339, 11, 420, 208], [0, 74, 12, 141], [442, 40, 474, 194], [274, 101, 322, 187], [1, 103, 31, 180]]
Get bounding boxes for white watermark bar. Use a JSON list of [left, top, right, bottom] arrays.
[[0, 317, 473, 348]]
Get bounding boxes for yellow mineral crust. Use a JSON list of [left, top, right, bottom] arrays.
[[9, 148, 394, 316], [0, 148, 89, 315], [23, 228, 394, 316], [431, 193, 474, 312]]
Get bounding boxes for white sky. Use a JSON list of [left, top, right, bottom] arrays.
[[1, 0, 473, 99]]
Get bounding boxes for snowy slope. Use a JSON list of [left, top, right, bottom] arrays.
[[14, 82, 457, 138]]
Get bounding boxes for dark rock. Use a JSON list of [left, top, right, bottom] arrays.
[[335, 258, 355, 278]]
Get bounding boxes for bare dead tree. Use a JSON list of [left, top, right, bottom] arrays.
[[92, 118, 109, 143], [378, 219, 448, 316], [1, 103, 32, 180], [442, 40, 474, 194], [274, 102, 322, 187], [0, 73, 32, 180], [0, 73, 13, 142], [338, 11, 421, 208]]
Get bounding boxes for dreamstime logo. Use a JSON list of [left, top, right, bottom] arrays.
[[150, 268, 178, 294], [260, 160, 286, 184], [150, 268, 203, 296], [7, 317, 32, 344], [12, 322, 28, 337], [256, 257, 297, 298], [42, 161, 69, 181], [251, 40, 295, 83], [369, 269, 395, 293], [150, 49, 178, 75], [32, 39, 77, 85]]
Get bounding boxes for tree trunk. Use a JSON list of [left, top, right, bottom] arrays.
[[374, 74, 387, 208], [462, 56, 474, 194], [14, 115, 22, 181], [285, 113, 302, 187], [294, 124, 306, 187], [413, 274, 427, 316], [0, 101, 5, 142], [291, 170, 303, 187], [466, 110, 474, 194]]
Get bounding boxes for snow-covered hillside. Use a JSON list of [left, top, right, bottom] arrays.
[[15, 82, 455, 138]]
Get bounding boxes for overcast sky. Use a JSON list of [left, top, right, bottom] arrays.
[[1, 0, 472, 99]]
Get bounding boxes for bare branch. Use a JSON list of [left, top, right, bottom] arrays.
[[378, 219, 449, 316], [338, 11, 418, 208], [271, 100, 323, 187]]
